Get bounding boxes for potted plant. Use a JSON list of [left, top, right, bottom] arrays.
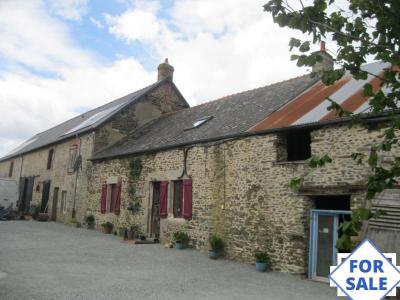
[[208, 234, 224, 259], [118, 227, 127, 237], [128, 224, 140, 240], [85, 215, 95, 229], [31, 205, 40, 220], [101, 222, 113, 234], [173, 231, 190, 250], [255, 251, 270, 272]]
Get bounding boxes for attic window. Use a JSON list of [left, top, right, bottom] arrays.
[[277, 129, 312, 162], [185, 116, 213, 130]]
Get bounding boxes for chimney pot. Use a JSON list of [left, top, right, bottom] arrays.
[[158, 58, 174, 81], [312, 42, 333, 73]]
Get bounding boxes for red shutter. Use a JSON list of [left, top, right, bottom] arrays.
[[101, 184, 107, 214], [114, 183, 122, 215], [159, 181, 169, 218], [182, 179, 192, 220]]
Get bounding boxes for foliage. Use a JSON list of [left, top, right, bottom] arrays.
[[129, 223, 141, 233], [101, 222, 113, 230], [85, 214, 95, 225], [255, 251, 270, 264], [31, 205, 41, 220], [209, 234, 224, 253], [173, 231, 191, 245], [127, 158, 143, 213], [264, 0, 400, 251]]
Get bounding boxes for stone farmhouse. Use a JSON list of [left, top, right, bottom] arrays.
[[1, 48, 399, 281]]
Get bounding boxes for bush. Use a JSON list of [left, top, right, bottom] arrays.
[[85, 214, 95, 225], [209, 234, 224, 253], [173, 231, 190, 245], [255, 251, 270, 264], [101, 222, 113, 230]]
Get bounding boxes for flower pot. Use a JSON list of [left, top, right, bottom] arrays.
[[175, 242, 184, 250], [102, 227, 113, 234], [118, 228, 127, 237], [37, 213, 49, 222], [87, 223, 94, 230], [24, 215, 33, 221], [208, 250, 220, 259], [255, 262, 268, 272], [128, 230, 136, 240]]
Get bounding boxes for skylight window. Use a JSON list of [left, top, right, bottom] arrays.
[[185, 116, 213, 131], [61, 103, 124, 136]]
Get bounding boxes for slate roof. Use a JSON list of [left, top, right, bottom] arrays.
[[93, 74, 318, 160], [0, 80, 170, 162]]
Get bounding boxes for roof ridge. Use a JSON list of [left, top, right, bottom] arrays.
[[193, 73, 312, 108]]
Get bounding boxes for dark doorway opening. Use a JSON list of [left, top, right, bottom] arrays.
[[40, 181, 51, 213], [150, 182, 161, 238], [19, 177, 34, 213]]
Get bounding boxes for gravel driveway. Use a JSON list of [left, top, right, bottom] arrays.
[[0, 221, 337, 300]]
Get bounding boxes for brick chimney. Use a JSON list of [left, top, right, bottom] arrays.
[[312, 42, 334, 73], [157, 58, 174, 81]]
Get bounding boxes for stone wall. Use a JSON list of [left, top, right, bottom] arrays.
[[0, 133, 95, 223], [87, 123, 391, 274], [93, 82, 188, 153]]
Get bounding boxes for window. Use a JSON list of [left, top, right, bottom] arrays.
[[67, 145, 78, 172], [185, 116, 213, 131], [60, 191, 67, 214], [47, 149, 54, 170], [101, 183, 121, 215], [173, 181, 183, 217], [8, 161, 14, 177], [167, 179, 192, 220], [277, 129, 311, 162]]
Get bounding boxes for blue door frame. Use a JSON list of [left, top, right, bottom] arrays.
[[308, 209, 351, 280]]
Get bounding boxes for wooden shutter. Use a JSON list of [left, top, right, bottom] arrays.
[[114, 183, 122, 215], [159, 181, 169, 218], [182, 179, 192, 220], [101, 184, 107, 214]]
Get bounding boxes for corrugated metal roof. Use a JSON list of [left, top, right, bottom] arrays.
[[249, 61, 390, 131]]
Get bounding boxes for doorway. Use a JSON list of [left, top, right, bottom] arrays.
[[150, 182, 161, 238], [51, 187, 59, 221], [40, 180, 51, 213], [308, 209, 351, 281], [18, 177, 34, 213]]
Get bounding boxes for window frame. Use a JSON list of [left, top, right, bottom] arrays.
[[8, 161, 14, 177], [172, 180, 183, 218], [60, 191, 67, 214], [47, 149, 54, 170], [67, 145, 78, 173], [107, 183, 117, 213]]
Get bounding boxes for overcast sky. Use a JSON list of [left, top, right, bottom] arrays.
[[0, 0, 314, 157]]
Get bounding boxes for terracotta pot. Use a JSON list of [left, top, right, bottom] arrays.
[[102, 226, 113, 234], [37, 213, 49, 222]]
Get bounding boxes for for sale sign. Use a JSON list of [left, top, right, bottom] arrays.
[[329, 239, 400, 300]]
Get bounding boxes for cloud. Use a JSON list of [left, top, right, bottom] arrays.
[[47, 0, 89, 21], [90, 16, 104, 29], [0, 0, 93, 73], [0, 0, 311, 157], [105, 0, 308, 103]]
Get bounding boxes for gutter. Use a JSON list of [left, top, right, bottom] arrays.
[[91, 110, 399, 162]]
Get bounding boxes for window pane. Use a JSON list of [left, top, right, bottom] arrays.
[[173, 181, 183, 217]]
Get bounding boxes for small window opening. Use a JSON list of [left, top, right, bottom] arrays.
[[185, 116, 213, 130], [8, 161, 14, 177], [67, 145, 78, 172], [47, 149, 54, 170], [277, 129, 311, 162]]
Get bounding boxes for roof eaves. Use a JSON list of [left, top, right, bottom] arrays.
[[91, 110, 400, 162]]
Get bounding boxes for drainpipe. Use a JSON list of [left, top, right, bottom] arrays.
[[71, 135, 82, 219]]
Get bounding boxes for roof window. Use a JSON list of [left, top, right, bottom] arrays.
[[185, 116, 213, 131]]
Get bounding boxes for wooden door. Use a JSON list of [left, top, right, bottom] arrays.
[[40, 180, 51, 213], [51, 187, 59, 221], [150, 182, 161, 238]]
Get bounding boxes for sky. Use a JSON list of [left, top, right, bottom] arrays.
[[0, 0, 314, 157]]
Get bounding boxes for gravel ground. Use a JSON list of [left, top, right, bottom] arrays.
[[0, 221, 338, 300]]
